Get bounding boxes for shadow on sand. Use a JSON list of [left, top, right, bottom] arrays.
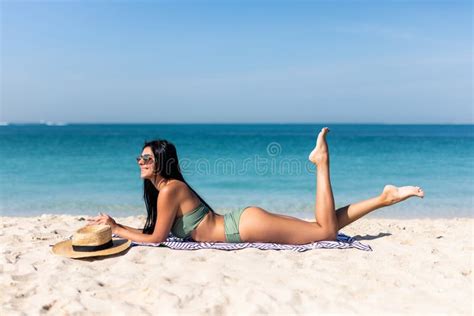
[[352, 232, 392, 241], [77, 247, 132, 262]]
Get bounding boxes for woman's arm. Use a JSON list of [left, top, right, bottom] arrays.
[[88, 185, 179, 243], [116, 224, 143, 234], [88, 214, 143, 234], [88, 215, 153, 242], [112, 224, 156, 243]]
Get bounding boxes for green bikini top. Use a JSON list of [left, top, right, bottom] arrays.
[[171, 202, 210, 239]]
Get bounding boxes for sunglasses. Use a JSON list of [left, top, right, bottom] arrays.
[[136, 154, 154, 164]]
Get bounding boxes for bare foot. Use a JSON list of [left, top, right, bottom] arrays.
[[381, 185, 424, 206], [308, 127, 330, 165]]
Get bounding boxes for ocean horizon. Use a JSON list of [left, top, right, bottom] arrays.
[[1, 123, 472, 219]]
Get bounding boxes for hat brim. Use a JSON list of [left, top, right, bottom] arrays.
[[52, 238, 131, 259]]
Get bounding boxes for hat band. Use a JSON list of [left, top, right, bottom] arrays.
[[72, 239, 114, 252]]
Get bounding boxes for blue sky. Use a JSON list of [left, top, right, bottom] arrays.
[[1, 0, 472, 123]]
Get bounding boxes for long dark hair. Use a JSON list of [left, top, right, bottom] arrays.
[[141, 139, 214, 234]]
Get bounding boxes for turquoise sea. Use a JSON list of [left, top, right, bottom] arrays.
[[0, 124, 472, 218]]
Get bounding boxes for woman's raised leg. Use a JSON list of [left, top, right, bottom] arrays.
[[238, 127, 339, 244], [308, 127, 338, 238], [335, 185, 424, 230]]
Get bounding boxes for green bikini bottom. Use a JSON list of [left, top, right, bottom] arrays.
[[223, 207, 250, 243]]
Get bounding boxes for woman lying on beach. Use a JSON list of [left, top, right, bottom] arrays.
[[88, 127, 424, 244]]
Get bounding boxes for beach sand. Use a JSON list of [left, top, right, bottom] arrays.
[[0, 215, 472, 315]]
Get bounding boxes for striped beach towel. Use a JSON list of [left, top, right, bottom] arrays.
[[131, 233, 372, 252]]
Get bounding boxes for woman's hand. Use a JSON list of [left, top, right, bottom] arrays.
[[87, 213, 118, 233]]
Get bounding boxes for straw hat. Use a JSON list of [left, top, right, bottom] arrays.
[[52, 225, 131, 259]]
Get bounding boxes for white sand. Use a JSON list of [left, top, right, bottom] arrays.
[[0, 215, 472, 315]]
